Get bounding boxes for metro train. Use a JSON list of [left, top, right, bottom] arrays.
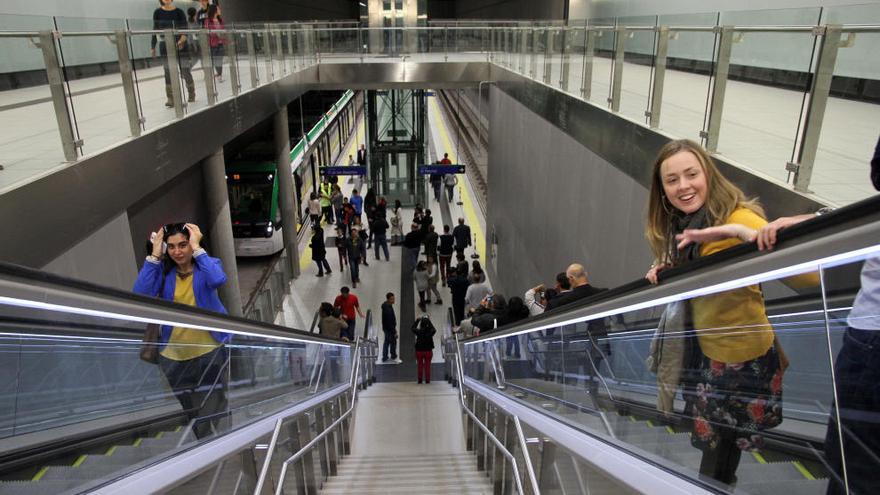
[[227, 90, 356, 257]]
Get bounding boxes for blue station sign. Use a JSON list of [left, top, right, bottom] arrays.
[[417, 164, 466, 175], [320, 166, 366, 176]]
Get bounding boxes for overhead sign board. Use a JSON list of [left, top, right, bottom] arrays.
[[417, 164, 466, 175], [320, 166, 366, 176]]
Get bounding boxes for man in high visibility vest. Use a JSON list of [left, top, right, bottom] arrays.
[[320, 177, 334, 224]]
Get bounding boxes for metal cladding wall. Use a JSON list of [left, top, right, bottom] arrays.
[[454, 0, 565, 20], [221, 0, 358, 23], [484, 67, 825, 297]]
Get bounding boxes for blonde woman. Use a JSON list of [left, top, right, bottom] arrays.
[[644, 139, 785, 485]]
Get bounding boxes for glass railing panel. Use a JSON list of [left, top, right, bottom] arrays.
[[0, 287, 351, 491], [53, 17, 130, 157], [125, 20, 174, 134], [820, 253, 879, 495], [618, 23, 656, 124], [656, 13, 717, 143], [715, 26, 816, 186], [812, 26, 880, 206], [587, 28, 614, 108], [0, 16, 64, 192], [463, 244, 873, 492]]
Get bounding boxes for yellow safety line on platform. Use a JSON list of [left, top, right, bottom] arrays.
[[300, 110, 366, 272], [72, 455, 87, 467], [175, 425, 182, 432], [133, 438, 142, 447], [752, 452, 767, 464], [155, 431, 164, 439], [105, 446, 117, 456], [792, 460, 816, 480], [31, 466, 48, 481], [645, 420, 654, 427], [429, 93, 486, 260], [665, 426, 675, 435]]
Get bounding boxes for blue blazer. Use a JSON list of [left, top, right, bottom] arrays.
[[133, 252, 232, 347]]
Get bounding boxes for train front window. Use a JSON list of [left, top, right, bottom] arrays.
[[228, 172, 274, 223]]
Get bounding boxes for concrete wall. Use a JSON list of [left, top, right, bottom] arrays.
[[455, 0, 565, 20], [585, 0, 880, 20], [221, 0, 358, 23], [42, 211, 139, 290], [486, 86, 652, 297], [484, 67, 825, 299]]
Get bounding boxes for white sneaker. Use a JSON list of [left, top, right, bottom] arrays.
[[218, 76, 225, 83]]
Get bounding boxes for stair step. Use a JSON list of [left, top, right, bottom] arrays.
[[321, 478, 493, 493], [342, 453, 475, 462], [339, 458, 478, 469], [327, 471, 489, 484], [320, 488, 492, 495], [0, 480, 81, 495]]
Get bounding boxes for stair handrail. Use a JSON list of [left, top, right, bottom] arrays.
[[273, 338, 365, 495], [452, 333, 540, 495], [254, 338, 364, 495]]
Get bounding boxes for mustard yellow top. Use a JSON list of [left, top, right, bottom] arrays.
[[691, 207, 774, 364], [160, 273, 220, 361]]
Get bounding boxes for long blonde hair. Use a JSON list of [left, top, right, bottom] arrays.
[[645, 139, 764, 264]]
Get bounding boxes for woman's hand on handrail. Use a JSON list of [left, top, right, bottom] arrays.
[[645, 263, 668, 285]]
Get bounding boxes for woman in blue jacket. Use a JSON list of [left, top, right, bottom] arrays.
[[133, 222, 230, 438]]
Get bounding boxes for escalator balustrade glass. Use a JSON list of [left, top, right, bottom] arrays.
[[463, 243, 880, 495]]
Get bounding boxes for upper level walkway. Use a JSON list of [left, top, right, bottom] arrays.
[[0, 21, 878, 213]]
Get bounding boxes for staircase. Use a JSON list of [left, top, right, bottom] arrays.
[[320, 453, 492, 494]]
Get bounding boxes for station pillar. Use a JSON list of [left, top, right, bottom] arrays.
[[274, 107, 301, 278], [202, 148, 244, 317]]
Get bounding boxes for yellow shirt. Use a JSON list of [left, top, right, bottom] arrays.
[[160, 273, 220, 361], [691, 208, 774, 363]]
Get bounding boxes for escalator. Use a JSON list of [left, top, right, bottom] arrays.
[[453, 194, 880, 494]]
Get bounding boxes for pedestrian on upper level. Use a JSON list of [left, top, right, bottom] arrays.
[[151, 0, 196, 107], [430, 171, 443, 203], [318, 302, 348, 340], [307, 192, 321, 227], [444, 173, 458, 203], [440, 153, 452, 165], [334, 227, 348, 273], [350, 188, 364, 222], [344, 227, 366, 287], [448, 264, 471, 326], [320, 177, 334, 224], [424, 224, 439, 260], [371, 213, 390, 261], [403, 223, 423, 269], [310, 226, 332, 277], [545, 264, 605, 311], [389, 202, 403, 245], [204, 4, 226, 82]]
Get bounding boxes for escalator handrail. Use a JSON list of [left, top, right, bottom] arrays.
[[461, 193, 880, 344], [0, 259, 349, 347]]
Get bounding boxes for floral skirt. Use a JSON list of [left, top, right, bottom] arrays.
[[690, 346, 784, 451]]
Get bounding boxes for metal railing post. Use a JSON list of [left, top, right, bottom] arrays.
[[647, 26, 669, 128], [37, 31, 82, 162], [530, 28, 538, 78], [791, 25, 843, 193], [580, 29, 596, 100], [227, 30, 241, 96], [543, 28, 554, 84], [702, 26, 734, 152], [198, 31, 217, 105], [246, 31, 259, 87], [276, 29, 286, 75], [444, 26, 449, 62], [609, 26, 626, 112], [519, 28, 528, 73], [264, 29, 275, 80], [287, 28, 295, 71], [113, 30, 143, 137], [559, 28, 571, 91]]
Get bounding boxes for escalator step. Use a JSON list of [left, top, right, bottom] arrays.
[[737, 478, 830, 495], [0, 480, 80, 495]]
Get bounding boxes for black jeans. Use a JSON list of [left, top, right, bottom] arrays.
[[159, 346, 229, 439], [382, 330, 398, 360], [159, 41, 194, 89], [825, 327, 880, 495], [315, 258, 331, 275], [374, 234, 389, 261]]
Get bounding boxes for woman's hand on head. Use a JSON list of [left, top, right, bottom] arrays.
[[645, 263, 667, 285], [185, 223, 203, 250], [675, 224, 757, 251], [151, 227, 165, 258]]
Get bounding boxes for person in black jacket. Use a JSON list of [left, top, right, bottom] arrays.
[[438, 224, 454, 286], [403, 223, 423, 269], [151, 0, 196, 106], [545, 264, 605, 311], [412, 314, 436, 384], [372, 214, 390, 261], [448, 265, 471, 326], [381, 292, 398, 362], [452, 218, 471, 257], [310, 226, 332, 277]]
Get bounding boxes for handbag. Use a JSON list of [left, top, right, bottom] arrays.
[[140, 323, 161, 364], [139, 270, 166, 364]]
